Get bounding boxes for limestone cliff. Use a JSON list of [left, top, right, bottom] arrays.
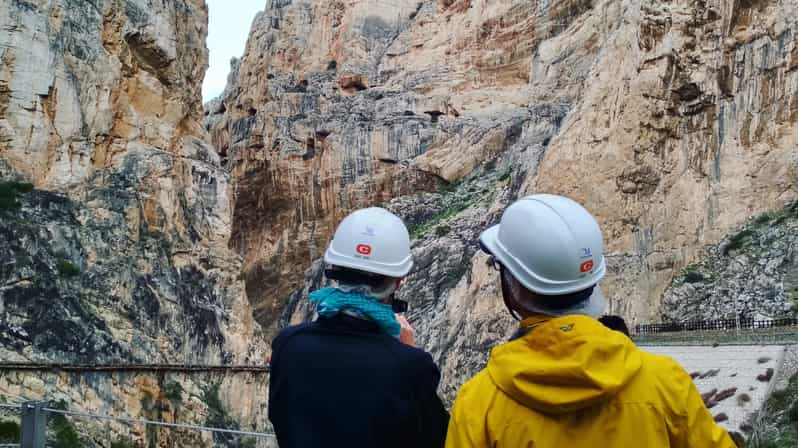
[[0, 0, 268, 446], [662, 200, 798, 322], [209, 0, 797, 401]]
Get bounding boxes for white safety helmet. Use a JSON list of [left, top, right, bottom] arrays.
[[479, 194, 606, 315], [324, 207, 413, 278]]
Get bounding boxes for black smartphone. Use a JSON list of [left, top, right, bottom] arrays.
[[391, 299, 408, 314]]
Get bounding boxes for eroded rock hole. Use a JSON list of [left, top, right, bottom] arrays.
[[338, 75, 368, 94], [425, 111, 444, 123], [303, 138, 316, 160]]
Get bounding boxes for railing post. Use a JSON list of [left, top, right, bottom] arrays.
[[21, 401, 48, 448]]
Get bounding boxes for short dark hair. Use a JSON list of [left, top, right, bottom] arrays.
[[598, 315, 630, 336], [500, 266, 594, 307], [526, 286, 595, 310], [324, 266, 391, 287]]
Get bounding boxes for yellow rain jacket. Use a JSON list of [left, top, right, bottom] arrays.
[[446, 315, 735, 448]]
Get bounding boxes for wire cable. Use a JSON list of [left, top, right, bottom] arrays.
[[0, 363, 269, 373], [41, 408, 276, 439]]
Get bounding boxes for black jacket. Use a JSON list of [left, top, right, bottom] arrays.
[[268, 314, 449, 448]]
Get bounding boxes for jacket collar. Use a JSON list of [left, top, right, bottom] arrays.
[[520, 315, 554, 328], [509, 315, 554, 341], [316, 313, 383, 334]]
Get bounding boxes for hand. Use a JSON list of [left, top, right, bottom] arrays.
[[396, 314, 416, 346]]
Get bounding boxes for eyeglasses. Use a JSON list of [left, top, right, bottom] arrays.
[[478, 240, 501, 271]]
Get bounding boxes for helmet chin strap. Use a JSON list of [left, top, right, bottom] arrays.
[[499, 266, 522, 321]]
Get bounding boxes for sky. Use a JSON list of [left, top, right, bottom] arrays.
[[202, 0, 266, 103]]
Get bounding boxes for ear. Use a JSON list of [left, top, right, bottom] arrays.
[[499, 267, 523, 321]]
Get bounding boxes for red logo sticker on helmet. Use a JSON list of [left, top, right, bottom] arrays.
[[579, 260, 594, 273], [356, 244, 372, 255]]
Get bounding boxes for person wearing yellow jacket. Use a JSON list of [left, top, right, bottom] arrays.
[[446, 194, 735, 448]]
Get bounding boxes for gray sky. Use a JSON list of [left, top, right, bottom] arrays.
[[202, 0, 265, 103]]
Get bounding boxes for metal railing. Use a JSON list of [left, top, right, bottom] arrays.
[[0, 362, 270, 373], [635, 318, 798, 335], [0, 401, 275, 447]]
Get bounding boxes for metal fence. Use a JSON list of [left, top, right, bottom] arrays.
[[0, 401, 276, 447], [0, 362, 270, 373], [635, 318, 798, 335]]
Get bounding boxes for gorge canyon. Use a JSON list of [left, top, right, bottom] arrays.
[[1, 0, 797, 445]]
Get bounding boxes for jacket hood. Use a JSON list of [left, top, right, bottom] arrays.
[[487, 315, 642, 414]]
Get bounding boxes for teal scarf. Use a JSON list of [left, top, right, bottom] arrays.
[[309, 287, 400, 338]]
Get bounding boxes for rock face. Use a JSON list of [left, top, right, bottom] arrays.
[[532, 0, 798, 322], [208, 0, 798, 401], [206, 0, 585, 338], [0, 1, 267, 446], [0, 370, 272, 448], [662, 200, 798, 322]]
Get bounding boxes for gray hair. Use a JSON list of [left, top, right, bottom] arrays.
[[335, 278, 398, 301]]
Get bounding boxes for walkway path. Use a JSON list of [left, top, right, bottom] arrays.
[[641, 344, 785, 437]]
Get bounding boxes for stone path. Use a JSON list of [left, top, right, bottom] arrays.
[[640, 345, 785, 436]]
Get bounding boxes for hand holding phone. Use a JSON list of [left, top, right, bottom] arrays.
[[395, 314, 416, 347]]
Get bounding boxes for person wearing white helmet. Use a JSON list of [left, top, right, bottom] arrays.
[[269, 207, 449, 448], [445, 194, 733, 448]]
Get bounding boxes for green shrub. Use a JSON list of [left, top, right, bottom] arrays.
[[439, 180, 458, 194], [0, 195, 16, 210], [204, 385, 224, 418], [434, 225, 451, 237], [50, 400, 68, 411], [204, 384, 235, 427], [163, 381, 184, 403], [111, 438, 136, 448], [57, 259, 80, 277], [50, 412, 80, 448], [0, 182, 33, 195], [0, 420, 20, 442], [0, 181, 33, 210], [410, 200, 476, 239], [683, 270, 704, 283], [754, 213, 772, 225], [751, 371, 798, 445], [203, 384, 240, 445], [724, 228, 755, 254], [146, 423, 157, 448]]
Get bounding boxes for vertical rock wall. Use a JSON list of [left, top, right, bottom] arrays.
[[209, 0, 797, 400], [0, 1, 268, 445]]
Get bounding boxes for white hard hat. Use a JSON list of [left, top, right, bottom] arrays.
[[324, 207, 413, 278], [480, 194, 606, 298]]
